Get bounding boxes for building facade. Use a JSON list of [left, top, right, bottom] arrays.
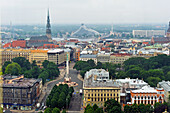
[[80, 54, 97, 64], [47, 49, 65, 66], [0, 75, 42, 110], [130, 86, 164, 105], [29, 50, 48, 67], [1, 49, 30, 65], [132, 30, 165, 38], [83, 69, 120, 107], [110, 53, 132, 64], [157, 81, 170, 102], [97, 53, 110, 63]]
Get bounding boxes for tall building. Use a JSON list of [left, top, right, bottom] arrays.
[[46, 9, 52, 42], [47, 49, 65, 66], [83, 69, 120, 107], [150, 22, 170, 44], [166, 22, 170, 37], [132, 30, 165, 38], [157, 81, 170, 102], [0, 75, 42, 110]]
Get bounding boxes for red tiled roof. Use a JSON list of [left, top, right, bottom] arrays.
[[12, 40, 26, 48], [3, 43, 12, 48]]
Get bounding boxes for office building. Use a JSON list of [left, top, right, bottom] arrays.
[[157, 81, 170, 102], [0, 75, 42, 110], [132, 30, 165, 38], [47, 49, 65, 66], [130, 86, 164, 105], [83, 69, 120, 107]]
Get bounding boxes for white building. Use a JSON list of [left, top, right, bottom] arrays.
[[132, 30, 165, 37], [85, 69, 109, 82], [130, 86, 164, 105]]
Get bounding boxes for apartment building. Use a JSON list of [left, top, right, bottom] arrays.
[[47, 49, 65, 66], [130, 86, 164, 105], [0, 75, 42, 110], [110, 53, 132, 64], [83, 69, 120, 107], [157, 81, 170, 102], [29, 50, 48, 67]]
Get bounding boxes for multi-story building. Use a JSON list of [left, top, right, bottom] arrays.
[[75, 48, 81, 61], [83, 69, 120, 107], [0, 75, 42, 110], [80, 54, 97, 64], [29, 50, 48, 67], [130, 86, 164, 105], [47, 49, 65, 66], [110, 53, 132, 64], [97, 52, 110, 63], [1, 49, 30, 65], [116, 78, 148, 103], [132, 30, 165, 38], [157, 81, 170, 102]]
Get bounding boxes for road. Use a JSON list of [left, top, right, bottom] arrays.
[[40, 62, 83, 112]]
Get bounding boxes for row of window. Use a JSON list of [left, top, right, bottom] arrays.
[[87, 93, 119, 97], [86, 89, 119, 92], [134, 96, 162, 100], [86, 97, 119, 102]]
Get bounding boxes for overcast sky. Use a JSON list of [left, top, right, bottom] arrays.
[[0, 0, 170, 25]]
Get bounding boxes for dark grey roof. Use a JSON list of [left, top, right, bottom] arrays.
[[80, 54, 97, 58], [153, 37, 170, 42], [30, 35, 48, 40], [27, 41, 53, 47]]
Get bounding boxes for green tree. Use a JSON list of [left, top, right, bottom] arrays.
[[131, 104, 139, 113], [42, 60, 49, 68], [2, 61, 11, 74], [87, 59, 96, 67], [12, 57, 31, 71], [5, 62, 21, 75], [44, 108, 52, 113], [124, 105, 131, 113], [104, 99, 122, 113], [47, 62, 59, 79], [165, 71, 170, 81], [147, 77, 161, 87], [138, 104, 147, 113], [31, 60, 37, 68], [62, 109, 66, 113], [31, 66, 41, 78], [52, 107, 60, 113], [38, 71, 49, 85], [93, 104, 98, 111], [94, 108, 103, 113]]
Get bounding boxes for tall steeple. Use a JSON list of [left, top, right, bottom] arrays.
[[46, 8, 52, 42], [166, 21, 170, 37]]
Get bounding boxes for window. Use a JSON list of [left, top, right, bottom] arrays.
[[141, 96, 143, 99], [148, 96, 150, 99], [134, 96, 136, 99], [107, 94, 109, 96], [138, 96, 140, 99], [111, 94, 112, 96], [151, 96, 153, 100]]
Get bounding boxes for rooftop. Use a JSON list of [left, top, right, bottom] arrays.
[[48, 49, 64, 53], [80, 54, 97, 58], [2, 75, 41, 88]]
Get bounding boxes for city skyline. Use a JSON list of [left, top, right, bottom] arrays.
[[1, 0, 170, 25]]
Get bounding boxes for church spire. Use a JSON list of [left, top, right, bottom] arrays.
[[46, 8, 52, 41]]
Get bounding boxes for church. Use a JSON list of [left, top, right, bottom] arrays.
[[151, 22, 170, 44], [27, 9, 53, 48]]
